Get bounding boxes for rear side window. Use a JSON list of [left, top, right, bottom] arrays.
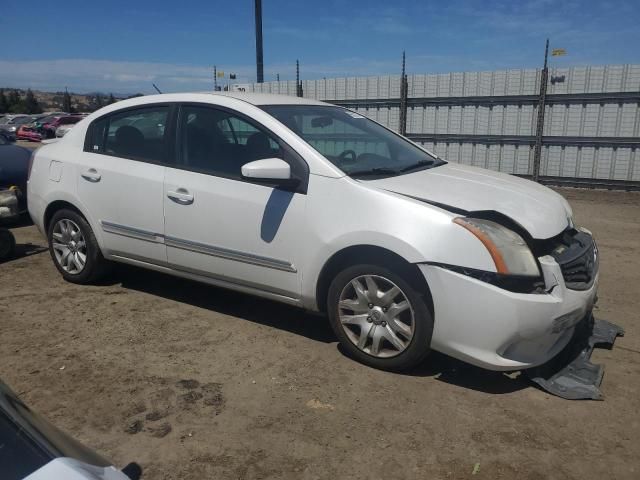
[[86, 106, 169, 164]]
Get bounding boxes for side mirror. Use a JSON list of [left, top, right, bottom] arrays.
[[241, 158, 297, 185]]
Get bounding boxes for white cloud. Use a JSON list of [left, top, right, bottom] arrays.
[[0, 57, 422, 93], [0, 59, 242, 93]]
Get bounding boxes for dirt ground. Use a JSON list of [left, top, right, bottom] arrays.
[[1, 187, 639, 479]]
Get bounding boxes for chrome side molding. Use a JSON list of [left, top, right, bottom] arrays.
[[100, 220, 164, 243], [100, 220, 296, 273], [165, 236, 297, 273]]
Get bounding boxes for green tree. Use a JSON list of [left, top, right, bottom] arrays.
[[7, 90, 20, 109], [107, 93, 116, 105], [62, 89, 72, 113], [0, 90, 8, 113], [24, 89, 42, 114], [7, 90, 24, 113], [94, 94, 104, 110]]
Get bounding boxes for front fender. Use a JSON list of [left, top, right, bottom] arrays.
[[300, 175, 497, 309]]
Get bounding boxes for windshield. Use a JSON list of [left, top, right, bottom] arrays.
[[261, 105, 444, 178], [38, 115, 58, 124], [13, 116, 36, 125]]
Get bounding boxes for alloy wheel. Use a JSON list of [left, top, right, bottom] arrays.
[[338, 275, 415, 358], [51, 219, 87, 274]]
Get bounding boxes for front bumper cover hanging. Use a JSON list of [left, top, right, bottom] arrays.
[[525, 316, 625, 400]]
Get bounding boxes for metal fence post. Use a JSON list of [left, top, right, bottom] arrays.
[[296, 60, 303, 97], [399, 51, 408, 136], [532, 39, 549, 182]]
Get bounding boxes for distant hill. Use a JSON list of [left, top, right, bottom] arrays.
[[0, 88, 142, 113]]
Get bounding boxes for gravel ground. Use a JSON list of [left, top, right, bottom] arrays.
[[1, 187, 639, 479]]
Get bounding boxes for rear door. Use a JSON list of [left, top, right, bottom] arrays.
[[76, 105, 173, 264]]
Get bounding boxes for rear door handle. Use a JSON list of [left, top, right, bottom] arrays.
[[167, 188, 194, 205], [81, 168, 101, 182]]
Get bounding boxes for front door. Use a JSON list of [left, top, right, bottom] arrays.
[[163, 104, 307, 300], [77, 105, 171, 264]]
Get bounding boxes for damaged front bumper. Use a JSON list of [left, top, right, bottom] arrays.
[[420, 257, 600, 372], [525, 315, 624, 400]]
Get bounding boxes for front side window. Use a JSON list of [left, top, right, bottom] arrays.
[[178, 105, 282, 178], [261, 105, 444, 178], [87, 106, 169, 163]]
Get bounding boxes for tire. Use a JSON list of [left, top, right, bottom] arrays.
[[47, 208, 110, 284], [327, 264, 433, 371], [0, 228, 16, 261]]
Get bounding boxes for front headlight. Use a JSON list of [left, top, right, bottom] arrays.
[[454, 217, 540, 277]]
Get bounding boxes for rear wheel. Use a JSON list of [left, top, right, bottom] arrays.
[[47, 209, 110, 283], [327, 264, 433, 371]]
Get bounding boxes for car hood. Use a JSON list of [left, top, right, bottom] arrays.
[[365, 162, 572, 239]]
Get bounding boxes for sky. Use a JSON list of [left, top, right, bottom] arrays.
[[1, 0, 638, 94]]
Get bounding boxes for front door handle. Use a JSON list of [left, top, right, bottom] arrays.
[[167, 188, 194, 205], [81, 168, 101, 182]]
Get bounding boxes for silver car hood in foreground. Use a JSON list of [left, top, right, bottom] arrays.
[[366, 162, 572, 239]]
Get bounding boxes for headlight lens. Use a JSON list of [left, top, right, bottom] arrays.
[[454, 217, 540, 277]]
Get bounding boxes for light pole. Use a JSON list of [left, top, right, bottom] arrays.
[[255, 0, 264, 83]]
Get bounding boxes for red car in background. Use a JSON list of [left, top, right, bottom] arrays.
[[16, 123, 43, 142], [41, 115, 83, 139]]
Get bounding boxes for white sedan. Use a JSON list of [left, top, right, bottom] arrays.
[[27, 92, 599, 372]]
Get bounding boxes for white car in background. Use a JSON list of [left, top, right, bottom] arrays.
[[55, 123, 75, 138], [27, 92, 599, 372]]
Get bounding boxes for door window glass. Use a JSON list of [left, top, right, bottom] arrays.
[[179, 105, 281, 178]]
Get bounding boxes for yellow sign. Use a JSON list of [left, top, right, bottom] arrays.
[[217, 71, 225, 77], [551, 48, 567, 56]]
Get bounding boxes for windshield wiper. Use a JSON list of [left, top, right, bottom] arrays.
[[399, 159, 436, 173], [348, 167, 399, 178]]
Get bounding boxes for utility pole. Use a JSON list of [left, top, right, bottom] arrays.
[[532, 39, 549, 183], [399, 51, 408, 136], [255, 0, 264, 83], [214, 65, 217, 91]]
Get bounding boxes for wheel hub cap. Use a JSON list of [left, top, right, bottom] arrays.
[[51, 219, 87, 274], [338, 274, 415, 358]]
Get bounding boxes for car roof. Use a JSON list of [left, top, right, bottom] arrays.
[[208, 91, 328, 106], [110, 92, 330, 108]]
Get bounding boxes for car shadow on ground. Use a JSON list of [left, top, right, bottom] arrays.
[[0, 242, 48, 265], [112, 264, 336, 344], [108, 263, 530, 395]]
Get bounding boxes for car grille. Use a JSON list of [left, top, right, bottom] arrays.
[[549, 231, 598, 290]]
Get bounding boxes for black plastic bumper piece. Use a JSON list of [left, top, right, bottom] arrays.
[[524, 316, 624, 400]]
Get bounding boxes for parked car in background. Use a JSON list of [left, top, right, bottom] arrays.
[[0, 132, 31, 212], [55, 123, 76, 138], [17, 123, 43, 142], [0, 114, 28, 124], [41, 115, 83, 139], [0, 115, 37, 141], [0, 379, 140, 480], [28, 92, 601, 373], [32, 113, 66, 132]]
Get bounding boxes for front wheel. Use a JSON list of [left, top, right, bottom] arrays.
[[47, 209, 110, 284], [327, 264, 433, 371]]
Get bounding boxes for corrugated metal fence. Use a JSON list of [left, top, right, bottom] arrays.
[[244, 65, 640, 187]]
